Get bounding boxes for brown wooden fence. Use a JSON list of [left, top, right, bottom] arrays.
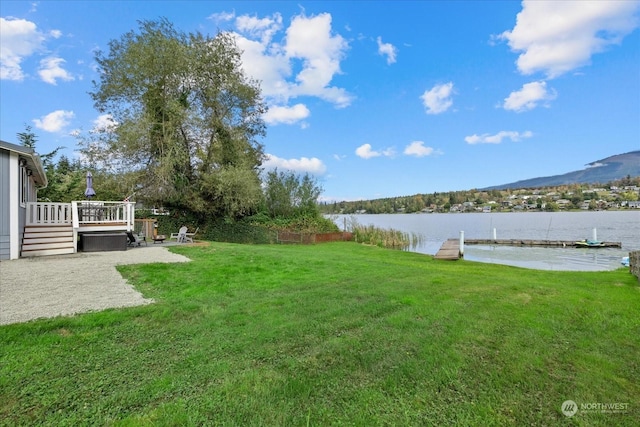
[[277, 231, 353, 244], [629, 250, 640, 283]]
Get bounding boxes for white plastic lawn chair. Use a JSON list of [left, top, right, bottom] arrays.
[[185, 227, 198, 242], [176, 226, 189, 243]]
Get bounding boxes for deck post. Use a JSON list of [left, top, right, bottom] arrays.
[[72, 201, 79, 253], [459, 231, 464, 257]]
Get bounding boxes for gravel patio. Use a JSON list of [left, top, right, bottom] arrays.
[[0, 245, 190, 325]]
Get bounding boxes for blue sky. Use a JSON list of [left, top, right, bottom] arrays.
[[1, 1, 639, 202]]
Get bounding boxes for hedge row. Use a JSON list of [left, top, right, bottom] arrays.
[[138, 210, 277, 245]]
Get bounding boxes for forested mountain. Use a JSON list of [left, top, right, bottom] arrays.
[[483, 151, 640, 190]]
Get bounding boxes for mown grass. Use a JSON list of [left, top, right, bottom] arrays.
[[1, 242, 639, 426]]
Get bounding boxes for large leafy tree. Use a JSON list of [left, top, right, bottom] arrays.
[[81, 19, 266, 219], [264, 169, 323, 218]]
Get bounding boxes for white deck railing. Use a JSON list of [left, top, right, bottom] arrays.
[[71, 201, 135, 231], [26, 202, 73, 225], [28, 201, 134, 232]]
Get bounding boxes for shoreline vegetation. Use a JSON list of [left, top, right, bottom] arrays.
[[1, 242, 638, 425], [349, 218, 422, 251]]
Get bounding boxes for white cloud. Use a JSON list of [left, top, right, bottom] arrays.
[[465, 130, 533, 145], [377, 36, 397, 64], [421, 82, 454, 114], [499, 0, 640, 78], [236, 13, 283, 44], [285, 13, 352, 107], [355, 143, 395, 159], [33, 110, 75, 132], [404, 141, 434, 157], [263, 103, 310, 125], [38, 56, 74, 85], [503, 81, 557, 112], [0, 17, 46, 80], [355, 144, 379, 159], [208, 11, 236, 24], [263, 153, 327, 175], [91, 113, 117, 133], [382, 147, 395, 157], [231, 12, 353, 111], [233, 35, 291, 101]]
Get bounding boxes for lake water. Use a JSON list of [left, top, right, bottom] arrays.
[[329, 211, 640, 271]]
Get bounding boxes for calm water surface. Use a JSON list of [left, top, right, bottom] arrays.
[[330, 211, 639, 271]]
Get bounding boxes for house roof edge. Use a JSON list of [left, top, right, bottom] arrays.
[[0, 140, 48, 188]]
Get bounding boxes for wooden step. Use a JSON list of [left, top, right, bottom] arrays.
[[22, 236, 74, 245], [21, 223, 76, 257], [24, 231, 73, 239], [21, 247, 75, 257], [23, 225, 73, 233], [21, 241, 75, 251]]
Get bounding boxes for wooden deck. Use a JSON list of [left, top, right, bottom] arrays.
[[434, 239, 462, 260], [23, 201, 135, 257]]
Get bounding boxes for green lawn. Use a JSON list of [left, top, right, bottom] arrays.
[[1, 242, 639, 426]]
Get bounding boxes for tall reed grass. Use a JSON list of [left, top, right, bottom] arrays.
[[348, 217, 422, 250]]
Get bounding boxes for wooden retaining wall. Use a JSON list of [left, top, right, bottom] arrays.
[[277, 232, 353, 244], [630, 250, 640, 283]]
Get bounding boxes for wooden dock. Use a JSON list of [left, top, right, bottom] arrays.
[[435, 239, 462, 260], [435, 237, 622, 261], [464, 239, 621, 248]]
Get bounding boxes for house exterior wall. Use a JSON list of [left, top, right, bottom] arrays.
[[7, 151, 20, 260], [0, 150, 10, 259], [0, 142, 47, 260]]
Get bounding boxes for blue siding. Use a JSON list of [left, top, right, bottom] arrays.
[[0, 150, 10, 259]]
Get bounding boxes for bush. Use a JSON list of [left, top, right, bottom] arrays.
[[150, 211, 275, 244], [248, 213, 339, 234], [204, 220, 276, 244], [144, 202, 338, 245]]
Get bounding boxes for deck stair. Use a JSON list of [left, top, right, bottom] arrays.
[[21, 224, 75, 257]]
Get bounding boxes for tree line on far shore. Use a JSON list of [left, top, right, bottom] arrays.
[[320, 176, 640, 215]]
